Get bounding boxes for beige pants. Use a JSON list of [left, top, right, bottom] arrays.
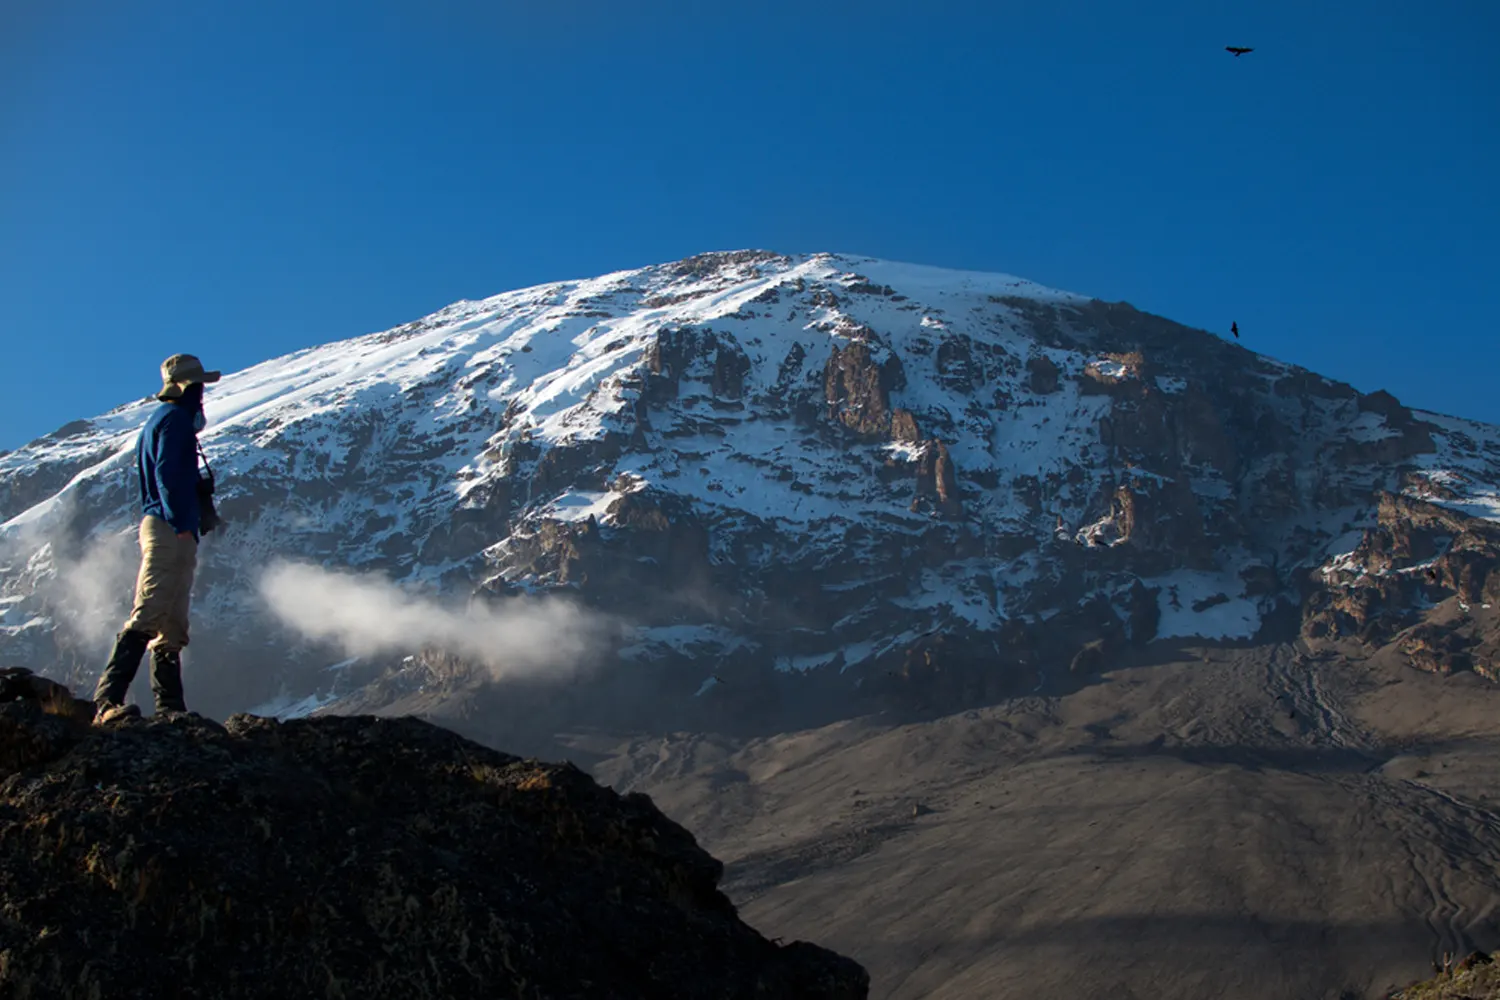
[[122, 515, 198, 653]]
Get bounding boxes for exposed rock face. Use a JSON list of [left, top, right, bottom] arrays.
[[824, 341, 903, 438], [890, 408, 921, 444], [912, 441, 963, 519], [0, 673, 868, 1000], [1106, 475, 1212, 571], [1303, 492, 1500, 680]]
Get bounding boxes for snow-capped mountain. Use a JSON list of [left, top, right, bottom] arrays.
[[2, 250, 1497, 721]]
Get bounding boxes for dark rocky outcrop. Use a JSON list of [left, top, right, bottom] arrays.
[[890, 408, 921, 444], [1110, 477, 1213, 571], [0, 674, 868, 1000], [824, 343, 903, 439], [712, 340, 752, 400], [914, 441, 964, 519], [1025, 355, 1059, 395]]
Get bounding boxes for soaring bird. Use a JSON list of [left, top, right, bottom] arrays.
[[1226, 46, 1254, 57], [1231, 321, 1240, 339]]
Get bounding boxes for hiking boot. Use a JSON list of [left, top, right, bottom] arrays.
[[149, 647, 187, 715], [94, 629, 151, 706], [93, 702, 141, 725]]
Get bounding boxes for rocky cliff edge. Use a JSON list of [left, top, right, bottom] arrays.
[[0, 668, 868, 1000]]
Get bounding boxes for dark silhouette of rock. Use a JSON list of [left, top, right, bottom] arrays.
[[1070, 638, 1109, 675], [1026, 355, 1060, 394], [1125, 578, 1162, 644], [0, 678, 868, 1000]]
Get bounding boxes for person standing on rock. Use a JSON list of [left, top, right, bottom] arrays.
[[94, 354, 221, 722]]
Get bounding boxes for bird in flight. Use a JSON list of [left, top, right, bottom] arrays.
[[1226, 46, 1254, 57], [1231, 321, 1240, 339]]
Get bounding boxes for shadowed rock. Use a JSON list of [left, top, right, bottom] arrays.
[[0, 678, 868, 1000]]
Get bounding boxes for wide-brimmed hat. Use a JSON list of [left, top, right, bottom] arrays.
[[157, 354, 221, 401]]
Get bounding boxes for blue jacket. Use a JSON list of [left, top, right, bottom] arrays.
[[137, 399, 201, 535]]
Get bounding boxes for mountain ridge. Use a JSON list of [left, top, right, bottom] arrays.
[[0, 249, 1496, 725]]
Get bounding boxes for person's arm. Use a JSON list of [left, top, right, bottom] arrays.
[[153, 410, 199, 534]]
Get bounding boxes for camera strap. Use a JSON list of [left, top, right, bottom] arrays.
[[196, 444, 216, 488]]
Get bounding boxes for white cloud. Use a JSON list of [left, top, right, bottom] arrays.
[[258, 560, 616, 680]]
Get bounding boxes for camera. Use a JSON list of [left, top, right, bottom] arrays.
[[197, 447, 222, 535]]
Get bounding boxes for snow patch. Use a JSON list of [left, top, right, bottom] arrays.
[[890, 564, 1005, 630], [1145, 570, 1261, 640], [0, 615, 50, 637], [1405, 468, 1500, 524], [1346, 411, 1398, 443], [1155, 376, 1188, 394], [1090, 359, 1133, 380], [248, 690, 337, 720], [882, 441, 927, 462], [542, 491, 618, 524], [1075, 513, 1125, 548], [618, 624, 754, 660], [1317, 530, 1369, 577]]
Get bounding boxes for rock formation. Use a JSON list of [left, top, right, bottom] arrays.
[[1303, 490, 1500, 680], [0, 670, 867, 1000]]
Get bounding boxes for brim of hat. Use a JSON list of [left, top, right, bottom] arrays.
[[156, 372, 220, 400]]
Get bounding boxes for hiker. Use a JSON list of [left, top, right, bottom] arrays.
[[94, 354, 221, 722]]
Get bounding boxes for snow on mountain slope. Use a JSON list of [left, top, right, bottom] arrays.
[[2, 250, 1497, 719], [1404, 412, 1500, 522]]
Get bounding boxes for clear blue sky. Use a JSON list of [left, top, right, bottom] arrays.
[[2, 1, 1496, 452]]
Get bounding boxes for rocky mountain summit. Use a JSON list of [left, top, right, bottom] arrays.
[[0, 667, 867, 999], [0, 251, 1496, 723]]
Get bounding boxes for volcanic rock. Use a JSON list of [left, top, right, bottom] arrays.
[[0, 678, 868, 1000]]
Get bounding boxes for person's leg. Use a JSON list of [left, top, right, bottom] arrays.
[[94, 517, 169, 708], [149, 530, 196, 713], [148, 648, 186, 713], [94, 629, 150, 708]]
